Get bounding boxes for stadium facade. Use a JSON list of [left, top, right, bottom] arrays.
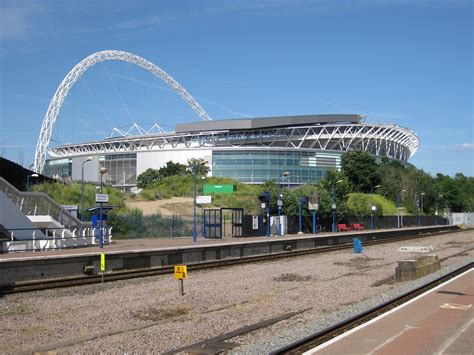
[[43, 114, 419, 189]]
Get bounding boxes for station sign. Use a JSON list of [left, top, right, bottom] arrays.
[[308, 195, 320, 211], [95, 193, 109, 203], [252, 215, 259, 229], [196, 195, 212, 204], [174, 265, 187, 279]]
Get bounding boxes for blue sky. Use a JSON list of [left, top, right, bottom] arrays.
[[0, 0, 472, 176]]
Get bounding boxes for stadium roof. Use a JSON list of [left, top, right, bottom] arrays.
[[175, 114, 362, 133]]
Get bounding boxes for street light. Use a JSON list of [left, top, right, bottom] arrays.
[[277, 172, 290, 236], [397, 189, 406, 228], [99, 167, 107, 249], [332, 179, 343, 232], [81, 157, 94, 221], [418, 192, 425, 226], [435, 194, 443, 225], [370, 184, 381, 229], [26, 173, 39, 191], [190, 160, 208, 243], [201, 175, 206, 237]]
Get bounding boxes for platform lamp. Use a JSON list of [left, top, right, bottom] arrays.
[[26, 173, 39, 191], [370, 184, 381, 229], [277, 172, 290, 236], [397, 189, 407, 228], [81, 156, 94, 221], [201, 175, 206, 237], [435, 194, 443, 225], [332, 179, 343, 232], [99, 167, 107, 249], [419, 192, 425, 226], [190, 160, 208, 243]]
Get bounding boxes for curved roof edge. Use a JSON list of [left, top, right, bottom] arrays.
[[175, 114, 362, 133]]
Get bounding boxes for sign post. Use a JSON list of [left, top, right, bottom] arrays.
[[174, 265, 187, 296], [308, 195, 319, 234]]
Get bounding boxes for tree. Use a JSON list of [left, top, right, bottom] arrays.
[[341, 151, 381, 193], [187, 158, 210, 175], [319, 169, 351, 218], [158, 161, 187, 178], [136, 168, 160, 189]]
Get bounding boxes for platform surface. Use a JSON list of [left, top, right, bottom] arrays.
[[309, 268, 474, 354], [0, 225, 451, 262]]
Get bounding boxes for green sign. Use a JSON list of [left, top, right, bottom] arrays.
[[203, 184, 236, 194]]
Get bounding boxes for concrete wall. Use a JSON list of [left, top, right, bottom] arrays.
[[451, 213, 474, 226], [0, 192, 45, 242], [72, 156, 100, 183]]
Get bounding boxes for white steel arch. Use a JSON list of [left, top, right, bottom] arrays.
[[34, 50, 212, 173]]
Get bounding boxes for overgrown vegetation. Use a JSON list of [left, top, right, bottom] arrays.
[[31, 151, 472, 239], [136, 151, 473, 215]]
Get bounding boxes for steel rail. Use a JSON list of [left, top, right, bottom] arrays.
[[271, 262, 474, 354], [0, 229, 464, 294]]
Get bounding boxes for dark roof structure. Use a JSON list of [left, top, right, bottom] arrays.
[[175, 114, 362, 133]]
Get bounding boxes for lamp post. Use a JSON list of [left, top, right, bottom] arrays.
[[332, 179, 343, 232], [298, 197, 307, 234], [370, 184, 381, 229], [81, 157, 93, 221], [435, 194, 443, 225], [277, 172, 290, 236], [191, 160, 208, 243], [26, 173, 39, 191], [99, 167, 107, 249], [419, 192, 425, 226], [397, 189, 406, 228], [201, 176, 205, 237]]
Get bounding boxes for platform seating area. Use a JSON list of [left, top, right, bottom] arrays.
[[337, 223, 351, 232], [351, 223, 365, 230], [337, 223, 365, 232]]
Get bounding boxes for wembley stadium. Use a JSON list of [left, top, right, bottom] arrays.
[[33, 50, 419, 188], [42, 113, 419, 188]]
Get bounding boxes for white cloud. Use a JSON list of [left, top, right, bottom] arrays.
[[457, 143, 474, 150]]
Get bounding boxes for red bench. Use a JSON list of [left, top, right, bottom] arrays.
[[337, 223, 351, 232], [351, 223, 365, 231]]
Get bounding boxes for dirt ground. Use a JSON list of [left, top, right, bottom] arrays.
[[126, 197, 195, 217]]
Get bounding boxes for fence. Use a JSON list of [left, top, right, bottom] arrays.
[[0, 225, 112, 253], [243, 214, 448, 237], [109, 213, 194, 239]]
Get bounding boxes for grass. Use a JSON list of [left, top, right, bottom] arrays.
[[32, 182, 126, 210], [0, 304, 34, 316]]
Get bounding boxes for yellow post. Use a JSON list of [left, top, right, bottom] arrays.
[[100, 252, 105, 284], [174, 265, 187, 296]]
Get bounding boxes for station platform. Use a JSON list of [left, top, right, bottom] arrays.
[[0, 225, 460, 287], [310, 268, 474, 354]]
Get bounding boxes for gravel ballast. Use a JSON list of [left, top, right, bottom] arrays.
[[0, 229, 473, 353]]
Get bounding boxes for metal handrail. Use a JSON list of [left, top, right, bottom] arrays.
[[0, 177, 85, 228]]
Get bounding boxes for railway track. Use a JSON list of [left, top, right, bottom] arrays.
[[0, 228, 466, 294], [271, 261, 474, 354]]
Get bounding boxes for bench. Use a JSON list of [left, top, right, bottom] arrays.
[[337, 223, 351, 232], [351, 223, 365, 231]]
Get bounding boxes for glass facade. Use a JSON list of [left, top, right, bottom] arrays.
[[43, 158, 71, 179], [212, 150, 341, 184], [99, 153, 137, 187]]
